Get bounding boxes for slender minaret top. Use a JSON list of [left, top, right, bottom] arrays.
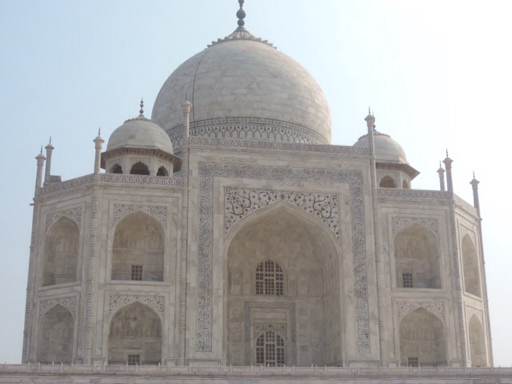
[[236, 0, 246, 30], [139, 98, 144, 117], [93, 128, 105, 175], [44, 137, 54, 185]]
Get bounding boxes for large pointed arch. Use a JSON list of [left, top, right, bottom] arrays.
[[37, 304, 74, 363], [111, 211, 164, 282], [43, 216, 79, 286], [108, 301, 162, 365], [399, 308, 446, 366], [394, 223, 441, 289], [225, 202, 344, 367]]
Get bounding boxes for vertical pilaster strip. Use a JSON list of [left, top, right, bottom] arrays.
[[178, 101, 192, 365], [471, 176, 493, 365], [448, 195, 467, 366], [365, 111, 387, 365], [22, 151, 46, 362]]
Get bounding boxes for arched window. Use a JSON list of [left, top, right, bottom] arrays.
[[37, 305, 74, 363], [108, 302, 162, 365], [256, 260, 284, 295], [43, 217, 79, 286], [111, 164, 123, 174], [130, 162, 150, 175], [256, 330, 285, 366], [380, 176, 397, 188], [156, 166, 169, 176], [462, 235, 481, 297]]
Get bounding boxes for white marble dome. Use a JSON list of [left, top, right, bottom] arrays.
[[152, 31, 332, 146], [107, 116, 174, 155], [354, 130, 408, 164]]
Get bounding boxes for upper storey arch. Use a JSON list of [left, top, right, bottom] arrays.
[[152, 31, 331, 148], [462, 235, 481, 297], [43, 216, 79, 286], [394, 223, 441, 289]]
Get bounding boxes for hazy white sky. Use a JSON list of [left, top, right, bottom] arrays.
[[0, 0, 511, 366]]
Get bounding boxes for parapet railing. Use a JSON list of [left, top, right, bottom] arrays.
[[1, 363, 511, 377]]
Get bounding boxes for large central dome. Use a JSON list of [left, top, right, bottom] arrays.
[[152, 25, 331, 148]]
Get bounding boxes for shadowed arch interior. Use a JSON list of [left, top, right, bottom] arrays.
[[394, 223, 441, 289], [37, 304, 74, 363], [399, 308, 446, 366], [111, 211, 164, 282], [380, 175, 397, 188], [462, 235, 481, 297], [226, 205, 342, 366], [130, 161, 150, 175], [108, 302, 162, 365], [43, 217, 79, 286]]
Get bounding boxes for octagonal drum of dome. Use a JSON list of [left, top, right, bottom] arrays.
[[152, 36, 332, 148]]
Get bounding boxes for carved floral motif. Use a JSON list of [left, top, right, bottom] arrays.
[[45, 207, 82, 233], [112, 204, 167, 228], [39, 296, 77, 319], [225, 189, 339, 238], [253, 323, 288, 340], [108, 295, 165, 317], [392, 217, 439, 237], [396, 301, 445, 323]]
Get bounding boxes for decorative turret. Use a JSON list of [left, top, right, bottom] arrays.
[[35, 147, 46, 193], [44, 138, 54, 186], [437, 162, 446, 191], [470, 172, 481, 217], [181, 97, 192, 141], [93, 129, 104, 175], [443, 150, 453, 193]]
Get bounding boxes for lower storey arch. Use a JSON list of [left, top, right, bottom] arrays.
[[37, 304, 74, 363], [108, 302, 162, 365], [469, 315, 487, 367], [399, 308, 447, 367]]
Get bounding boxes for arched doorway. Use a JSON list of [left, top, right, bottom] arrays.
[[399, 308, 446, 366], [37, 305, 74, 363], [468, 315, 487, 367], [226, 204, 342, 366], [108, 302, 162, 365], [394, 224, 441, 289]]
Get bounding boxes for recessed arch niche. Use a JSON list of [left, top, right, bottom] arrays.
[[380, 175, 397, 188], [462, 235, 481, 297], [468, 315, 487, 367], [394, 223, 441, 289], [111, 211, 164, 282], [43, 217, 79, 286], [108, 302, 162, 365], [37, 304, 74, 363], [399, 308, 446, 366], [226, 204, 342, 367]]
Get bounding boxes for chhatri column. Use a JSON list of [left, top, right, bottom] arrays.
[[437, 162, 446, 191], [443, 150, 454, 193], [44, 138, 54, 185]]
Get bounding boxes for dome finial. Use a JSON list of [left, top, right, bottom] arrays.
[[139, 98, 144, 116], [236, 0, 246, 29]]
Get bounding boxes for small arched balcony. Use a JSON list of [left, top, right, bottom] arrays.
[[380, 175, 397, 188], [130, 162, 150, 175]]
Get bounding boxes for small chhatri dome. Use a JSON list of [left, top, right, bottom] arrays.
[[354, 130, 408, 164], [107, 106, 174, 155], [152, 1, 331, 147]]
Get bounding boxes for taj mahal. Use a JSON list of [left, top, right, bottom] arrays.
[[2, 1, 508, 383]]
